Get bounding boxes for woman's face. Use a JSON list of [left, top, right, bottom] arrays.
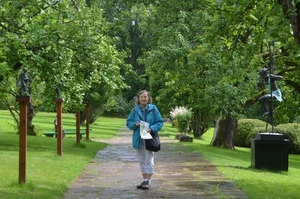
[[138, 92, 149, 106]]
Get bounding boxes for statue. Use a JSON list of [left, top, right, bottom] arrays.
[[56, 80, 62, 99], [17, 68, 30, 95], [258, 68, 283, 117]]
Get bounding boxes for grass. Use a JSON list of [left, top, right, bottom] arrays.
[[1, 110, 300, 198], [0, 110, 126, 199], [162, 123, 300, 199]]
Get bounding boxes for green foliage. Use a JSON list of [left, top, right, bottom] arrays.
[[275, 123, 300, 154], [190, 107, 214, 138], [100, 0, 150, 101], [3, 0, 300, 146], [236, 119, 300, 154], [246, 125, 300, 154], [137, 0, 300, 131], [0, 0, 127, 113], [235, 119, 266, 147], [104, 94, 136, 117], [140, 0, 262, 123]]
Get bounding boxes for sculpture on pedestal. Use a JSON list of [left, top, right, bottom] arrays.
[[56, 80, 63, 99], [17, 68, 30, 96], [258, 68, 283, 118]]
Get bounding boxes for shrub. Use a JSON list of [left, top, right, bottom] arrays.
[[245, 126, 267, 147], [245, 125, 300, 154], [274, 123, 300, 154], [170, 106, 192, 134], [236, 119, 300, 154], [235, 119, 266, 147]]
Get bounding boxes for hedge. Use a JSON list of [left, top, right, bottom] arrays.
[[235, 119, 300, 154]]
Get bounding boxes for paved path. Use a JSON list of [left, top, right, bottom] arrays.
[[62, 127, 248, 199]]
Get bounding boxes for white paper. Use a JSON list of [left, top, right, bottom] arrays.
[[140, 121, 152, 139]]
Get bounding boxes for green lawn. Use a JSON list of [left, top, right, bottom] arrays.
[[162, 124, 300, 199], [1, 110, 300, 198], [0, 110, 126, 199]]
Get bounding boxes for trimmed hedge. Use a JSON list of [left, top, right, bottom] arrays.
[[275, 124, 300, 154], [235, 119, 266, 147], [235, 119, 300, 154]]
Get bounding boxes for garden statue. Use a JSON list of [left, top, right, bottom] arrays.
[[17, 68, 30, 95], [56, 80, 62, 99], [258, 68, 283, 117]]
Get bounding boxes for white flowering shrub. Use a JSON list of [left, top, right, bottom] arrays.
[[170, 106, 192, 134]]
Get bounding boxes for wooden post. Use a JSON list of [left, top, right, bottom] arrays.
[[85, 103, 90, 140], [55, 98, 64, 156], [76, 111, 80, 144], [16, 95, 30, 184]]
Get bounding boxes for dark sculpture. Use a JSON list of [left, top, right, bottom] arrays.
[[258, 68, 283, 117], [17, 68, 30, 95], [56, 80, 62, 99]]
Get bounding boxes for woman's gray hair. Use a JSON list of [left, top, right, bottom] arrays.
[[137, 90, 152, 104]]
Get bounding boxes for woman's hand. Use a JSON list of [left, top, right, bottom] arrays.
[[147, 128, 152, 133], [135, 122, 140, 127]]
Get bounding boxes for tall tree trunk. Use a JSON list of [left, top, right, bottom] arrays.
[[80, 105, 101, 124], [191, 108, 214, 138], [210, 114, 237, 150], [278, 0, 300, 45], [80, 110, 86, 125], [27, 100, 36, 135]]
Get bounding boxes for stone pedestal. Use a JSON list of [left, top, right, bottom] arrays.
[[251, 133, 290, 171], [175, 134, 193, 142], [180, 135, 193, 142]]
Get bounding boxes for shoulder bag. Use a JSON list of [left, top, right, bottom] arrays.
[[145, 132, 161, 152]]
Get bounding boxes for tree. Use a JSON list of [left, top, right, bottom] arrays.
[[139, 1, 219, 137], [278, 0, 300, 46], [197, 0, 300, 148], [0, 0, 127, 134], [100, 0, 151, 102], [139, 0, 300, 148]]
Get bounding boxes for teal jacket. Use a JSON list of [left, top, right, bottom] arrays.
[[126, 104, 164, 149]]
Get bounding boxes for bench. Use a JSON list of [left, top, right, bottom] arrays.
[[43, 131, 85, 138]]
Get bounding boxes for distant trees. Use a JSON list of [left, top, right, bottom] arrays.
[[0, 0, 126, 134], [3, 0, 300, 149]]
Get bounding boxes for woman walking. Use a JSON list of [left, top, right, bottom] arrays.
[[126, 90, 164, 189]]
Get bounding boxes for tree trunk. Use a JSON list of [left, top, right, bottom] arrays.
[[80, 105, 101, 124], [191, 108, 214, 138], [80, 110, 86, 125], [278, 0, 300, 45], [210, 114, 237, 150], [27, 100, 36, 135]]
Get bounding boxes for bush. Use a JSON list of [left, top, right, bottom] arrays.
[[274, 124, 300, 154], [245, 126, 267, 147], [235, 119, 266, 147], [236, 119, 300, 154], [170, 106, 192, 134]]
